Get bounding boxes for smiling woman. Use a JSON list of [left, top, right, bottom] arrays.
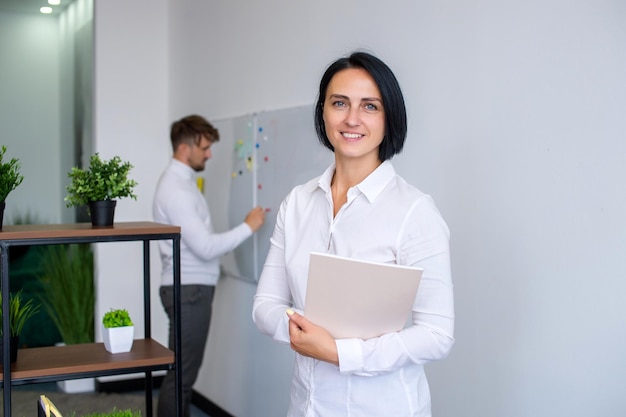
[[315, 53, 407, 165], [253, 51, 454, 417], [322, 68, 386, 175]]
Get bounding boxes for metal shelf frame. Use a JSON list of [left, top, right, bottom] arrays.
[[0, 222, 182, 417]]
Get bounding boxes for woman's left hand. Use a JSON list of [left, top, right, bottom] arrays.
[[287, 309, 339, 366]]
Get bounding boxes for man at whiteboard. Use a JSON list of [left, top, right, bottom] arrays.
[[153, 114, 265, 417]]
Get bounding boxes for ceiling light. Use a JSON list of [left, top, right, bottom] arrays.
[[48, 0, 61, 5], [40, 6, 53, 13]]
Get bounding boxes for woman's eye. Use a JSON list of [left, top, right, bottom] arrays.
[[332, 100, 347, 108], [364, 103, 379, 111]]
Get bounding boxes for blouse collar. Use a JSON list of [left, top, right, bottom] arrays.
[[318, 160, 396, 203]]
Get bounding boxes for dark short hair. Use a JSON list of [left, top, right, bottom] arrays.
[[170, 115, 220, 152], [314, 51, 407, 162]]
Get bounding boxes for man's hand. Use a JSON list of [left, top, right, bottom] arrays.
[[287, 309, 339, 366], [244, 206, 265, 232]]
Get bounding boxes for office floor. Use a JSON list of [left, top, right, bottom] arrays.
[[10, 383, 210, 417]]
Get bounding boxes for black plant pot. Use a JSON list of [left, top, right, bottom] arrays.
[[0, 200, 5, 230], [0, 335, 20, 363], [88, 200, 117, 227]]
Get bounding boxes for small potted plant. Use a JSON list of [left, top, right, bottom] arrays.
[[102, 308, 134, 354], [65, 153, 138, 227], [0, 289, 40, 362], [0, 145, 24, 230]]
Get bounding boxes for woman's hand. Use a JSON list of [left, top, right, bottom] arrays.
[[287, 309, 339, 366]]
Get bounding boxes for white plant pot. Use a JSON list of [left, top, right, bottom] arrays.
[[102, 324, 134, 353], [58, 377, 96, 393], [55, 343, 96, 392]]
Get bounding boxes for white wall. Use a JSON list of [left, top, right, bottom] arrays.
[[93, 0, 626, 416], [92, 0, 170, 355]]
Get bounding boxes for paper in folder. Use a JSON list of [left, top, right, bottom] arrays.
[[304, 252, 423, 340]]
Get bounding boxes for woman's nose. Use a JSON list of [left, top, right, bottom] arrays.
[[344, 106, 361, 126]]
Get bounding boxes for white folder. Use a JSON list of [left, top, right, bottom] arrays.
[[304, 252, 423, 340]]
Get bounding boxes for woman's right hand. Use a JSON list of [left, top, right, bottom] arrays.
[[286, 309, 339, 366]]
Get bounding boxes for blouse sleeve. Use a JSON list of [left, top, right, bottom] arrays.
[[336, 196, 455, 375], [252, 196, 294, 344]]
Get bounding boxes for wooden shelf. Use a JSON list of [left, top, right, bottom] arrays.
[[0, 339, 173, 382], [0, 221, 180, 241], [1, 221, 182, 416]]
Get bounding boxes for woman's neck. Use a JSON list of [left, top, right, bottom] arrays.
[[331, 157, 382, 216]]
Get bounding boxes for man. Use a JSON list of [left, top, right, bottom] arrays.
[[153, 114, 265, 417]]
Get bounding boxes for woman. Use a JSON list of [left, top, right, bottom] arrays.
[[253, 51, 454, 417]]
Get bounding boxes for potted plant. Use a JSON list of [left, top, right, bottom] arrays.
[[38, 244, 95, 345], [102, 308, 134, 354], [37, 243, 96, 392], [0, 289, 40, 362], [65, 153, 138, 227], [0, 145, 24, 229]]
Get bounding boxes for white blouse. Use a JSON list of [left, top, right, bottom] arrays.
[[253, 161, 455, 417]]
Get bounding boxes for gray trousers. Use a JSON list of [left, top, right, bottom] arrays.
[[157, 284, 215, 417]]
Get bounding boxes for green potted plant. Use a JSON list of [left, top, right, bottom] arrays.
[[0, 145, 24, 230], [37, 243, 96, 392], [65, 153, 138, 227], [0, 289, 40, 362], [38, 244, 95, 345], [102, 308, 134, 354]]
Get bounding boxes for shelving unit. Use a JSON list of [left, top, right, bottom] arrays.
[[0, 222, 182, 417]]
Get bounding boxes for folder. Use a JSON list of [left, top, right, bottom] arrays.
[[304, 252, 423, 340]]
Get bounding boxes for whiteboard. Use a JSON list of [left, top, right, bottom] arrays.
[[215, 105, 333, 282]]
